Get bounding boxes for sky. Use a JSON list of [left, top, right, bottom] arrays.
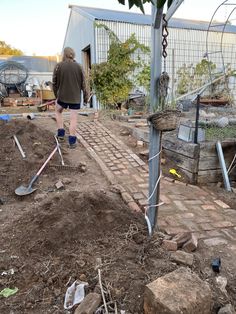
[[0, 0, 232, 56]]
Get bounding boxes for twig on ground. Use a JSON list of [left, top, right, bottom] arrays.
[[124, 223, 139, 242], [65, 276, 72, 287], [95, 301, 114, 313], [114, 301, 118, 314], [98, 268, 108, 314]]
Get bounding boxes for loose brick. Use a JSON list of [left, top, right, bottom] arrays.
[[172, 232, 191, 248], [183, 233, 198, 252], [55, 180, 64, 190], [74, 293, 101, 314], [162, 239, 178, 251], [163, 226, 189, 236], [171, 250, 194, 266], [144, 267, 212, 314], [214, 200, 230, 209]]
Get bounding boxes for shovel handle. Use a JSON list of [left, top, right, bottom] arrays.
[[28, 146, 58, 188], [36, 146, 58, 177]]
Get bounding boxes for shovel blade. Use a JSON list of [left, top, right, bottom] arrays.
[[15, 185, 37, 196]]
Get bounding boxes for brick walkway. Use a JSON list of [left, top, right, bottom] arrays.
[[75, 120, 236, 246]]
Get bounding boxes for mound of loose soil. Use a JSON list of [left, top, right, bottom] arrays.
[[0, 189, 175, 313], [1, 116, 234, 313], [0, 119, 65, 198]]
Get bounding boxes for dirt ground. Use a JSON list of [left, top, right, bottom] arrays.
[[0, 113, 236, 313]]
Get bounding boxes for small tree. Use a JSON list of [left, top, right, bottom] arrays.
[[0, 40, 23, 56], [91, 25, 149, 108]]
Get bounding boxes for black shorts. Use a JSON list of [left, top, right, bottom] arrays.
[[57, 100, 81, 110]]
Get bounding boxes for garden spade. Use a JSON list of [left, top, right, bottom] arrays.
[[15, 146, 58, 196]]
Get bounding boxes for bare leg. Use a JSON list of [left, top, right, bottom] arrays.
[[55, 101, 64, 129], [69, 109, 78, 136]]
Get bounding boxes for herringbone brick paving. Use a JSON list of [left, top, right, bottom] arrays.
[[76, 120, 236, 246]]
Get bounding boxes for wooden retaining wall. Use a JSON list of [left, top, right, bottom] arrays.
[[119, 123, 236, 185], [198, 141, 236, 184], [162, 137, 236, 184]]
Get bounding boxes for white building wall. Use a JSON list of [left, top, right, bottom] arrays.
[[63, 9, 95, 65]]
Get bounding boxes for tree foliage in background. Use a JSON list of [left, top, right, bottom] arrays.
[[135, 61, 151, 106], [91, 24, 150, 107], [176, 59, 216, 95], [117, 0, 173, 13], [0, 41, 23, 56]]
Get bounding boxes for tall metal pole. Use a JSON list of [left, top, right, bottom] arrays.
[[194, 94, 200, 144], [171, 48, 175, 104], [147, 2, 163, 234], [147, 0, 184, 235]]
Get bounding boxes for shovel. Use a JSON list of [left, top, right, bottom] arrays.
[[15, 146, 58, 196]]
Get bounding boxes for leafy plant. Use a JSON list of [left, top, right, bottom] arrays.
[[117, 0, 173, 13], [176, 59, 216, 96], [136, 62, 151, 92], [0, 40, 23, 56], [91, 24, 149, 108]]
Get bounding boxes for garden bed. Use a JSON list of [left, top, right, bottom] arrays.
[[163, 135, 236, 184]]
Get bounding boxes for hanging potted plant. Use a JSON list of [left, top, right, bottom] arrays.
[[147, 71, 181, 131], [147, 13, 181, 132]]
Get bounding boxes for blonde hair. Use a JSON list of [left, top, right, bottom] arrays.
[[62, 47, 75, 61]]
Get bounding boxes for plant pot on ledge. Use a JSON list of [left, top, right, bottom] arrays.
[[147, 109, 181, 132]]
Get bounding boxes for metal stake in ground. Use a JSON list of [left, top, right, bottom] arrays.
[[13, 135, 26, 159], [54, 135, 65, 166]]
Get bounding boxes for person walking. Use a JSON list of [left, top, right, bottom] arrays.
[[52, 47, 89, 148]]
